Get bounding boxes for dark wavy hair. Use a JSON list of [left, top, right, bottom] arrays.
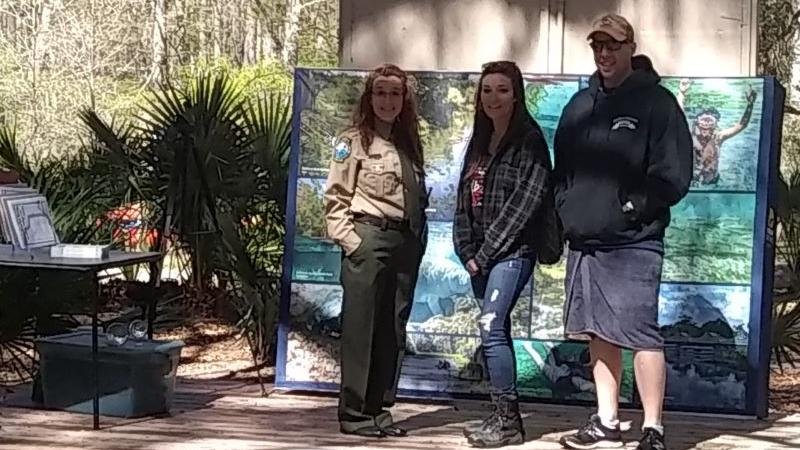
[[464, 60, 540, 177], [353, 63, 424, 169]]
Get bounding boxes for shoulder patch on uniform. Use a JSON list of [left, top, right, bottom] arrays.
[[332, 137, 352, 162]]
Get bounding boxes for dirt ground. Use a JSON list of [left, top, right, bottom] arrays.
[[769, 367, 800, 413], [155, 321, 273, 382]]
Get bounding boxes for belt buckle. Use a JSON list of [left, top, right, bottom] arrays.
[[380, 217, 389, 231]]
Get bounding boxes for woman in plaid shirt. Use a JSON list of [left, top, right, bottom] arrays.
[[453, 61, 552, 448]]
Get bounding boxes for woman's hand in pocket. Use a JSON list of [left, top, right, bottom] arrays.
[[466, 258, 480, 277]]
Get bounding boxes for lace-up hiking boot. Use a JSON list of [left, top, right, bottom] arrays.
[[466, 396, 524, 448], [463, 406, 501, 437]]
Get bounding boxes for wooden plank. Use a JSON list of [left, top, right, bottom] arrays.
[[1, 378, 797, 449]]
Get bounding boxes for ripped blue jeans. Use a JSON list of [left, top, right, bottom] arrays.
[[471, 257, 533, 398]]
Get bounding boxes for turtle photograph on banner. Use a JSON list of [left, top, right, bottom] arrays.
[[277, 69, 782, 416]]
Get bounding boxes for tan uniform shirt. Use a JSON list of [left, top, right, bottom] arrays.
[[324, 129, 420, 255]]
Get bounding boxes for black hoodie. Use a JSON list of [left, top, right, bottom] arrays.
[[553, 55, 692, 249]]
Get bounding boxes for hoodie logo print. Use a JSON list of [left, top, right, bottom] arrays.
[[611, 116, 639, 131]]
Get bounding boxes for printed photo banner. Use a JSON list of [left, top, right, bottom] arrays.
[[276, 69, 784, 417]]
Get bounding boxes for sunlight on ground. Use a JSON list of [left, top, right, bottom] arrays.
[[151, 439, 277, 449], [155, 322, 257, 379]]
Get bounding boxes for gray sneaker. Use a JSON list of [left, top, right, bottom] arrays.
[[636, 427, 666, 450], [559, 414, 623, 449]]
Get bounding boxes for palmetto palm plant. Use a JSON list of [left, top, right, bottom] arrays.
[[237, 92, 291, 369], [773, 171, 800, 370], [0, 72, 290, 385], [241, 92, 291, 273], [0, 125, 127, 244], [0, 125, 115, 385], [81, 73, 291, 365]]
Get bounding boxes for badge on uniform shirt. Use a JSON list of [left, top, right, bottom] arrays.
[[332, 137, 352, 162]]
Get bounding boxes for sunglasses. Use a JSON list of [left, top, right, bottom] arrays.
[[590, 40, 629, 52]]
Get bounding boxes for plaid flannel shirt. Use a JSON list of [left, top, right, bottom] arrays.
[[453, 127, 551, 272]]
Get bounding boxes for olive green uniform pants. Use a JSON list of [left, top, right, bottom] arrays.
[[338, 221, 424, 431]]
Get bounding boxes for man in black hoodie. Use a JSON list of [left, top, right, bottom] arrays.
[[554, 14, 692, 450]]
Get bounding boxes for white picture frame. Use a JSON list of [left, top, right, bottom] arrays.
[[0, 193, 59, 250], [0, 185, 38, 242]]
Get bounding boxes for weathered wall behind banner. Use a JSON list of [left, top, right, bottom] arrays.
[[339, 0, 759, 76], [276, 68, 783, 417]]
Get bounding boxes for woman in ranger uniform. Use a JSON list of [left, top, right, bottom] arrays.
[[324, 63, 428, 439]]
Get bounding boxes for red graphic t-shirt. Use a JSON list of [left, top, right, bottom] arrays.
[[470, 164, 487, 208]]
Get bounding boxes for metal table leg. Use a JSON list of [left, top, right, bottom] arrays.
[[147, 283, 156, 340], [92, 274, 99, 430]]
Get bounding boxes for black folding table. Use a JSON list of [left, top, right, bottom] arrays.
[[0, 246, 162, 429]]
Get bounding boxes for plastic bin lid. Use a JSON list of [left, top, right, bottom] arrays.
[[36, 330, 184, 355]]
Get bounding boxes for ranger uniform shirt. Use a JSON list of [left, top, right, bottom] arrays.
[[324, 128, 423, 255]]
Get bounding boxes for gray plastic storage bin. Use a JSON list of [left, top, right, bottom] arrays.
[[36, 330, 183, 418]]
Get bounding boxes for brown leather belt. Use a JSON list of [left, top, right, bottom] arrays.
[[353, 213, 409, 231]]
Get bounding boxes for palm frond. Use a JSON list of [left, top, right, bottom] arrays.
[[0, 124, 33, 180], [245, 92, 292, 211]]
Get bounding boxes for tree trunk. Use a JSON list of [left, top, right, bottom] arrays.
[[260, 16, 276, 60], [281, 0, 302, 65], [32, 0, 53, 78], [149, 0, 167, 85], [211, 0, 221, 59], [88, 0, 97, 109], [243, 0, 256, 64], [30, 0, 54, 145]]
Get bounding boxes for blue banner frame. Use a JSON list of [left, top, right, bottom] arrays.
[[276, 69, 784, 418]]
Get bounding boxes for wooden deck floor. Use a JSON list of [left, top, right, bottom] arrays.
[[1, 378, 798, 449]]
